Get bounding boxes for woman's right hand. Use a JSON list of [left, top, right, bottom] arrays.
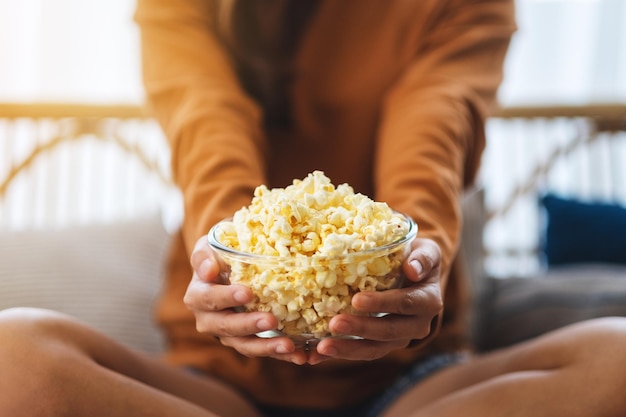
[[184, 236, 307, 364]]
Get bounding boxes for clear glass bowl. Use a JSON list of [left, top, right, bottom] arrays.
[[207, 212, 417, 348]]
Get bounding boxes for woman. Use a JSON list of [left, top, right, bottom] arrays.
[[1, 1, 625, 416]]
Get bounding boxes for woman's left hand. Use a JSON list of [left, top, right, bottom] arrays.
[[308, 237, 443, 365]]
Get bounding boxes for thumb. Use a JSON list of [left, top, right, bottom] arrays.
[[403, 238, 441, 283], [191, 235, 222, 282]]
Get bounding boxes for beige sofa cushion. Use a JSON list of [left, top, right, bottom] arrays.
[[0, 215, 171, 354]]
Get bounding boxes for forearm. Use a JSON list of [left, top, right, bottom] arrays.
[[375, 0, 515, 282], [136, 0, 268, 252], [375, 83, 479, 280]]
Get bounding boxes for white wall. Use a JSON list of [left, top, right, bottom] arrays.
[[499, 0, 626, 105], [0, 0, 625, 105], [0, 0, 142, 104]]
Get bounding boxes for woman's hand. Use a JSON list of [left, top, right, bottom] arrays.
[[184, 236, 308, 364], [308, 237, 444, 365]]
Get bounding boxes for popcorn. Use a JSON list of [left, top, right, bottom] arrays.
[[211, 171, 416, 338]]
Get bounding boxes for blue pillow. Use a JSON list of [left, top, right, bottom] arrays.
[[540, 194, 626, 266]]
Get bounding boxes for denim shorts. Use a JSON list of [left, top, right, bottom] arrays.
[[255, 352, 467, 417]]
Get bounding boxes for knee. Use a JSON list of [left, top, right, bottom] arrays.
[[564, 317, 626, 363], [575, 317, 626, 408], [0, 306, 51, 342], [0, 307, 78, 415], [0, 307, 73, 348], [0, 306, 85, 364], [520, 316, 626, 376], [577, 316, 626, 347]]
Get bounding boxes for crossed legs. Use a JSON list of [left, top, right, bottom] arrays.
[[1, 307, 625, 417]]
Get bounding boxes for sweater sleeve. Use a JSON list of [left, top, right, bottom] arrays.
[[375, 0, 515, 285], [135, 0, 268, 255]]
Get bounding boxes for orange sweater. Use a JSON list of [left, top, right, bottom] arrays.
[[136, 0, 515, 409]]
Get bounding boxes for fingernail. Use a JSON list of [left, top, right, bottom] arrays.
[[233, 290, 248, 304], [332, 320, 351, 335], [199, 259, 214, 279], [308, 356, 321, 365], [256, 319, 272, 331], [410, 259, 423, 277], [354, 293, 373, 310], [293, 356, 307, 365], [322, 346, 338, 357], [275, 344, 289, 354]]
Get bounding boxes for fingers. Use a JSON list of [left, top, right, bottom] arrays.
[[308, 282, 442, 364], [190, 235, 229, 283], [351, 282, 443, 318], [184, 270, 276, 337], [310, 307, 439, 363], [186, 237, 310, 364], [184, 269, 307, 362], [189, 308, 307, 365], [192, 309, 277, 336], [184, 271, 252, 309], [311, 337, 408, 363], [186, 285, 306, 363], [329, 310, 435, 342], [348, 283, 442, 343], [310, 244, 443, 364], [219, 336, 307, 365], [403, 238, 442, 282]]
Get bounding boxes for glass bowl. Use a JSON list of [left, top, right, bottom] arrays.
[[207, 212, 417, 348]]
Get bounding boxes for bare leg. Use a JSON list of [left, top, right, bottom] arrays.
[[383, 317, 626, 417], [0, 307, 262, 417]]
